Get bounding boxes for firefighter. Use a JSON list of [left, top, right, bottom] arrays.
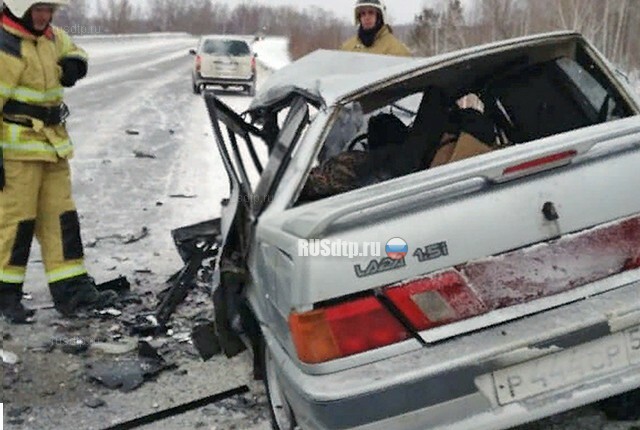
[[341, 0, 411, 57], [0, 0, 116, 323]]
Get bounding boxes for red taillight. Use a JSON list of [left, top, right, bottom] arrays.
[[289, 296, 409, 364], [503, 150, 577, 176], [195, 55, 202, 72], [384, 271, 487, 331], [250, 56, 256, 72]]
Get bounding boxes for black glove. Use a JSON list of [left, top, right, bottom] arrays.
[[59, 57, 87, 88]]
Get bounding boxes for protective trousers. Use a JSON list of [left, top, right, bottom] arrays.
[[0, 159, 87, 290]]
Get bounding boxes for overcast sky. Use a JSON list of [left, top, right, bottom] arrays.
[[217, 0, 429, 25]]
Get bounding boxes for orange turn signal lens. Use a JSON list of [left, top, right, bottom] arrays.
[[289, 297, 409, 364]]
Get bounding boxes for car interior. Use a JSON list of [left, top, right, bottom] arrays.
[[295, 40, 636, 204]]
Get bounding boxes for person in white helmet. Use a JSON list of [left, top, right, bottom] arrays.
[[0, 1, 117, 323], [341, 0, 411, 56]]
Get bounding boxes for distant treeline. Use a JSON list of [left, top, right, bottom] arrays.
[[54, 0, 639, 72]]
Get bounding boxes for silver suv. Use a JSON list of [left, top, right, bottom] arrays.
[[190, 35, 257, 96], [189, 32, 640, 430]]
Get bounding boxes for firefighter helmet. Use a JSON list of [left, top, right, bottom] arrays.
[[354, 0, 387, 26], [3, 0, 69, 18]]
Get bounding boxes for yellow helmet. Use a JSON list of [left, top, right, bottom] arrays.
[[354, 0, 387, 26], [4, 0, 69, 18]]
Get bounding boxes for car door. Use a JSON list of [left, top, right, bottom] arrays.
[[204, 93, 309, 356]]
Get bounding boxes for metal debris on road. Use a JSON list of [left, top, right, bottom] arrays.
[[191, 321, 221, 360], [86, 340, 174, 392], [101, 385, 249, 430], [84, 397, 107, 409], [1, 349, 19, 364], [133, 150, 155, 158], [61, 337, 90, 355], [96, 276, 131, 294]]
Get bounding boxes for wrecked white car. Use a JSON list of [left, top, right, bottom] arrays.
[[200, 31, 640, 430]]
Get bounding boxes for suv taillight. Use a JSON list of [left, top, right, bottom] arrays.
[[251, 56, 256, 72], [289, 296, 410, 364], [384, 271, 487, 330], [195, 55, 202, 72]]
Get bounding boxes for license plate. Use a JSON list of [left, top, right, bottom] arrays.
[[493, 325, 640, 404]]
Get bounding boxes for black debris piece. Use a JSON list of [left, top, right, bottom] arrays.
[[191, 321, 221, 360], [84, 397, 106, 409], [86, 341, 174, 392], [137, 340, 163, 361], [126, 129, 140, 135], [125, 314, 162, 337], [133, 150, 155, 158], [96, 276, 131, 294], [171, 219, 221, 264], [7, 406, 31, 418], [155, 240, 218, 329], [61, 338, 90, 355]]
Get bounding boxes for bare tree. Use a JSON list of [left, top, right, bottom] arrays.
[[53, 0, 91, 31]]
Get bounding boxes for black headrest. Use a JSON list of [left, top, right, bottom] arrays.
[[367, 113, 408, 150], [445, 108, 496, 145]]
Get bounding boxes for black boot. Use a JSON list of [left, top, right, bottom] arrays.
[[49, 275, 118, 317], [0, 283, 36, 324]]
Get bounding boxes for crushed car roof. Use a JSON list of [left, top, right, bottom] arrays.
[[248, 31, 582, 114]]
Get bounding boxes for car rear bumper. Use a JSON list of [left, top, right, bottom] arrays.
[[267, 276, 640, 430], [194, 73, 255, 87]]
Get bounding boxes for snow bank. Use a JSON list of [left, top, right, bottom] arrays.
[[253, 37, 291, 71], [75, 32, 192, 41], [74, 33, 290, 71]]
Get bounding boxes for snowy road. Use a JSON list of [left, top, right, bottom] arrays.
[[25, 34, 255, 300], [8, 34, 269, 430], [4, 34, 639, 430]]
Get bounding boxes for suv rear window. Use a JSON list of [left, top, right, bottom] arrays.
[[202, 40, 250, 56]]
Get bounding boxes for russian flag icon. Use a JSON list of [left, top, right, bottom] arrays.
[[385, 237, 408, 260]]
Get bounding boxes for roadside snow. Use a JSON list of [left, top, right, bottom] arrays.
[[80, 36, 196, 60], [253, 36, 291, 70]]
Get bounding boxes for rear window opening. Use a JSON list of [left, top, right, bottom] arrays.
[[295, 44, 636, 205], [202, 39, 251, 56]]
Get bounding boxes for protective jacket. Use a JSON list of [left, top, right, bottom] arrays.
[[0, 13, 87, 162], [0, 12, 89, 288], [341, 25, 411, 57]]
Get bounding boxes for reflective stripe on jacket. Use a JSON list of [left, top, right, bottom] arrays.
[[0, 14, 87, 162], [340, 25, 412, 57]]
